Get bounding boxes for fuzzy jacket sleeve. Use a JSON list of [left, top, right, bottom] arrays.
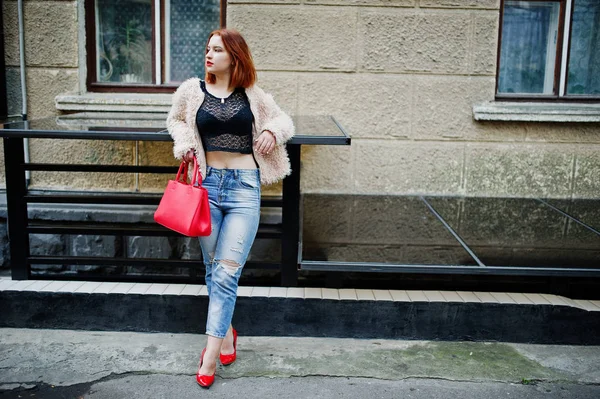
[[166, 80, 197, 160], [259, 90, 295, 146]]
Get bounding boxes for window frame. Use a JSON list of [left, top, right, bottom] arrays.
[[495, 0, 600, 102], [84, 0, 227, 93]]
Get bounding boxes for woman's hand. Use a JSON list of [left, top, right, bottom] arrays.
[[183, 148, 196, 163], [254, 130, 276, 155]]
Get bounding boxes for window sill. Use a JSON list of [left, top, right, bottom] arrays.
[[473, 102, 600, 123], [55, 93, 172, 113]]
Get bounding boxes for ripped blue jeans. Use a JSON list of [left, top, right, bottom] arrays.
[[198, 166, 261, 339]]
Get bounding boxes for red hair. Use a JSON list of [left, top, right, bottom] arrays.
[[205, 29, 257, 88]]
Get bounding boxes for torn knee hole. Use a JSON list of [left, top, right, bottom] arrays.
[[217, 259, 241, 276]]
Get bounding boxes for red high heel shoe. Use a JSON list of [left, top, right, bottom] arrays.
[[196, 348, 215, 388], [219, 328, 238, 366]]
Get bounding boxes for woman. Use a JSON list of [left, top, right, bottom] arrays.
[[166, 28, 295, 389]]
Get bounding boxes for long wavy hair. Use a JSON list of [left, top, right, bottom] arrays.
[[204, 29, 257, 88]]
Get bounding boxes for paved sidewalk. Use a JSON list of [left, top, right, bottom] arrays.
[[1, 328, 599, 398]]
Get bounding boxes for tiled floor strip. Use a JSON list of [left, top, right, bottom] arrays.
[[0, 278, 596, 311]]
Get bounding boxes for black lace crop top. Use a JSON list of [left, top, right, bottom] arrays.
[[196, 80, 254, 154]]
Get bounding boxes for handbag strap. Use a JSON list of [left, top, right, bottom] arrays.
[[175, 157, 204, 186], [191, 156, 204, 187], [175, 161, 188, 183]]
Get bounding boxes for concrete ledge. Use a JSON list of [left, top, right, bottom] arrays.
[[473, 101, 600, 122], [55, 93, 172, 113], [1, 278, 599, 344]]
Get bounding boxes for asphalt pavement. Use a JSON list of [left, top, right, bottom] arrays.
[[1, 328, 599, 398]]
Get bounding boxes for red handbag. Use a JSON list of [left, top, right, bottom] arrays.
[[154, 156, 212, 237]]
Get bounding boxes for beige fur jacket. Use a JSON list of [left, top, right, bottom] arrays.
[[166, 77, 295, 185]]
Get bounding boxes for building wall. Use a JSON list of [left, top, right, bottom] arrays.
[[228, 0, 600, 199], [2, 0, 599, 198]]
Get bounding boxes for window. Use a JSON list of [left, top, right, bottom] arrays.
[[496, 0, 600, 100], [85, 0, 225, 92]]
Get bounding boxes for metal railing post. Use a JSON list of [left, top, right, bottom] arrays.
[[4, 137, 30, 279], [281, 144, 300, 287]]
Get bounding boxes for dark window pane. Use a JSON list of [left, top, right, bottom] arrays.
[[166, 0, 220, 83], [497, 1, 560, 95], [96, 0, 153, 84], [567, 0, 600, 95]]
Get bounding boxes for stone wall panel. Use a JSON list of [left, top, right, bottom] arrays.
[[300, 145, 354, 193], [3, 1, 19, 67], [457, 198, 566, 247], [402, 245, 475, 265], [305, 0, 415, 6], [411, 12, 471, 74], [413, 75, 495, 140], [524, 123, 600, 144], [26, 68, 79, 119], [420, 0, 500, 8], [229, 0, 299, 3], [303, 243, 405, 263], [138, 141, 178, 192], [354, 141, 464, 194], [465, 144, 575, 197], [23, 1, 78, 67], [256, 71, 298, 116], [228, 6, 356, 71], [472, 13, 499, 75], [298, 73, 412, 139], [359, 11, 417, 72], [28, 138, 135, 190], [573, 147, 600, 199], [544, 199, 600, 232], [351, 195, 459, 245], [303, 195, 353, 243], [564, 218, 600, 250], [360, 10, 471, 74]]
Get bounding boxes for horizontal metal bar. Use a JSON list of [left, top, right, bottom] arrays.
[[28, 272, 201, 285], [28, 256, 199, 266], [0, 129, 350, 145], [25, 194, 161, 205], [29, 262, 280, 284], [27, 222, 283, 238], [28, 256, 280, 269], [25, 193, 283, 207], [300, 261, 600, 277], [24, 163, 179, 173], [288, 136, 351, 145], [27, 222, 178, 236], [0, 129, 172, 141], [260, 197, 283, 207]]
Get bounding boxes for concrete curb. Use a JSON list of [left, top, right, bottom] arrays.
[[1, 279, 600, 344]]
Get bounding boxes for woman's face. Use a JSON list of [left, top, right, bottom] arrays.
[[205, 35, 232, 75]]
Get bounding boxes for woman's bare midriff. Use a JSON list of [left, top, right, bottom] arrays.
[[206, 151, 258, 170]]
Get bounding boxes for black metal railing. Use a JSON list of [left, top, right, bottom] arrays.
[[1, 127, 284, 284], [0, 115, 352, 286]]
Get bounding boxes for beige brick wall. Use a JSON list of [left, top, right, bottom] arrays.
[[2, 0, 131, 191], [229, 0, 600, 198]]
